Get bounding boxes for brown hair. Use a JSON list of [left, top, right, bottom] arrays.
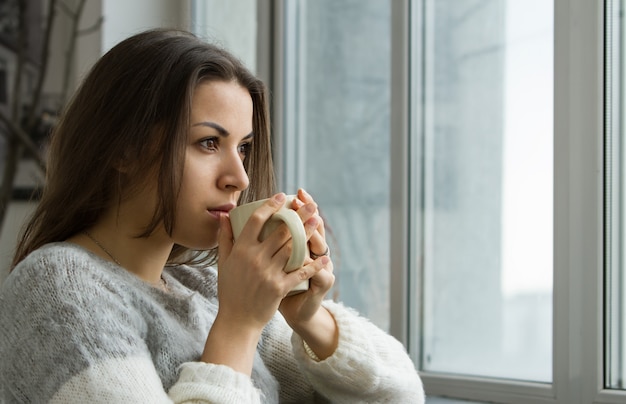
[[12, 28, 275, 268]]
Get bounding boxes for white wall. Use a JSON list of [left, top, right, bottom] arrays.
[[0, 202, 36, 283], [102, 0, 191, 52], [74, 0, 105, 87]]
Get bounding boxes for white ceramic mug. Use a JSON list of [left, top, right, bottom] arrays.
[[229, 195, 309, 295]]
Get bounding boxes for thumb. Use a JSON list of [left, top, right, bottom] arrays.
[[218, 213, 234, 265]]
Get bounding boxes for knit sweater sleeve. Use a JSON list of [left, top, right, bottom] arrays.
[[49, 360, 262, 403], [295, 300, 425, 402], [261, 300, 425, 403], [0, 246, 263, 404]]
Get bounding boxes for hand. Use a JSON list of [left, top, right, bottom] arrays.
[[278, 189, 338, 360], [216, 192, 327, 331], [279, 189, 335, 326], [203, 193, 327, 374]]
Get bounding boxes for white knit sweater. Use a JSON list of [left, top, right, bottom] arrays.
[[0, 243, 424, 403]]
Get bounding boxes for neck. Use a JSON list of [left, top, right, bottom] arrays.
[[70, 224, 173, 287], [69, 192, 175, 286]]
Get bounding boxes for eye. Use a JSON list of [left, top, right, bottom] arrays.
[[238, 141, 252, 158], [199, 137, 218, 151]]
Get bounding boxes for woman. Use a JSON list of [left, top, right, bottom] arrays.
[[0, 29, 424, 403]]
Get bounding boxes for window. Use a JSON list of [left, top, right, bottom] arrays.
[[191, 0, 258, 74], [417, 0, 553, 382], [273, 0, 626, 402], [276, 0, 392, 330], [606, 0, 626, 392]]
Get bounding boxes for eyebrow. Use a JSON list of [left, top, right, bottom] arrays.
[[192, 121, 254, 139]]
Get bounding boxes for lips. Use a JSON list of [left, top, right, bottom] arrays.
[[207, 203, 235, 219]]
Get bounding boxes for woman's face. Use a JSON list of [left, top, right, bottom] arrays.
[[172, 80, 253, 249]]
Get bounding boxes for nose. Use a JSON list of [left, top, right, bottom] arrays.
[[217, 150, 250, 191]]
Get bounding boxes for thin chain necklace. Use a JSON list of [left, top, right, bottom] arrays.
[[83, 231, 168, 292]]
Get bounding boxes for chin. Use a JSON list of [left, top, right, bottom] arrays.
[[184, 241, 218, 251], [173, 233, 218, 251], [202, 242, 219, 250]]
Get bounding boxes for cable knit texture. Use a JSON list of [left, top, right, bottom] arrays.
[[0, 243, 425, 403]]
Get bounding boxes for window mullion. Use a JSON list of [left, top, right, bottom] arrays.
[[389, 0, 411, 348], [553, 0, 606, 403]]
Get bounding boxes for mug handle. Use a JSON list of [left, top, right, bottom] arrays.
[[272, 208, 307, 272]]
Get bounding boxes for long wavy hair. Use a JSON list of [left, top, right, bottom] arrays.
[[12, 28, 275, 269]]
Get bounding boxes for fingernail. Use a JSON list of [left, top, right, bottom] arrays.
[[305, 203, 316, 213], [321, 256, 330, 265], [219, 213, 228, 227], [273, 193, 286, 203], [302, 189, 311, 198]]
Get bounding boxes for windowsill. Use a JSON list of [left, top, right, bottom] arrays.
[[427, 397, 488, 404]]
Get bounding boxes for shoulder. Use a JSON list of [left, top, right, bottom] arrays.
[[10, 242, 109, 285], [2, 242, 135, 310], [1, 242, 140, 333], [1, 243, 151, 335], [0, 241, 147, 350], [0, 243, 150, 402]]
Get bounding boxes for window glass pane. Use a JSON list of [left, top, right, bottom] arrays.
[[606, 0, 626, 391], [191, 0, 258, 73], [420, 0, 553, 382], [282, 0, 391, 330]]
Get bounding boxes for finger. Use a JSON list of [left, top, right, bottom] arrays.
[[263, 200, 317, 256], [308, 234, 328, 259], [301, 211, 328, 262], [292, 200, 327, 260], [296, 190, 320, 216], [290, 195, 304, 210], [304, 218, 325, 266], [297, 201, 318, 222], [318, 254, 334, 275], [285, 255, 331, 291], [218, 213, 234, 266], [303, 216, 323, 245], [297, 188, 315, 205], [295, 190, 326, 237], [238, 193, 287, 244], [265, 224, 297, 263], [258, 205, 303, 255], [309, 259, 335, 290], [292, 197, 325, 237]]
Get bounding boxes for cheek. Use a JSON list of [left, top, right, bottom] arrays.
[[180, 157, 214, 196], [169, 163, 221, 249], [176, 170, 212, 216], [171, 201, 220, 249]]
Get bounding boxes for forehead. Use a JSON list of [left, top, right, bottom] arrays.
[[190, 80, 253, 126]]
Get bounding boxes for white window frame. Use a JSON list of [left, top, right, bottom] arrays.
[[266, 0, 626, 402]]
